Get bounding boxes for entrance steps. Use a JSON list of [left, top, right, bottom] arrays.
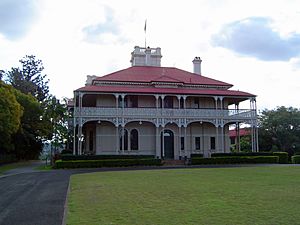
[[162, 159, 186, 166]]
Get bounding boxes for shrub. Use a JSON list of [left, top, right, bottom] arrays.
[[191, 156, 279, 165], [272, 152, 288, 164], [61, 149, 73, 155], [61, 154, 155, 161], [211, 152, 273, 157], [292, 155, 300, 164], [55, 158, 162, 169], [190, 154, 204, 158]]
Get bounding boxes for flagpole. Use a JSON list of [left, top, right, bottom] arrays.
[[144, 19, 147, 48]]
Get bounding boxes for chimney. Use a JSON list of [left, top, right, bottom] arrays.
[[192, 57, 202, 75], [130, 46, 162, 67]]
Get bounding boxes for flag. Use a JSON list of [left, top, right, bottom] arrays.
[[144, 19, 147, 33]]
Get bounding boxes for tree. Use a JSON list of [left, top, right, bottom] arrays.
[[6, 55, 49, 102], [259, 106, 300, 154], [0, 81, 23, 153], [12, 89, 44, 159], [0, 70, 4, 80], [44, 96, 69, 152]]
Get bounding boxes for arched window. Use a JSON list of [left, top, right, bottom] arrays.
[[130, 129, 139, 150], [119, 129, 128, 150]]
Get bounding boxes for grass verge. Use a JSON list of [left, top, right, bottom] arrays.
[[67, 166, 300, 225], [0, 161, 32, 175]]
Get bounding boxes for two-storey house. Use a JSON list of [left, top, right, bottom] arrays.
[[72, 46, 258, 159]]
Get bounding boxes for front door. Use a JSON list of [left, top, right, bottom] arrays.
[[161, 130, 174, 159]]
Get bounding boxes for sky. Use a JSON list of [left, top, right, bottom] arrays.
[[1, 0, 300, 111]]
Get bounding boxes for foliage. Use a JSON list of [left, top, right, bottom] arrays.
[[291, 155, 300, 164], [12, 90, 44, 159], [1, 55, 69, 159], [0, 81, 23, 152], [272, 152, 288, 164], [61, 149, 73, 155], [5, 55, 49, 102], [191, 156, 279, 164], [61, 154, 155, 161], [210, 152, 273, 157], [258, 106, 300, 154], [68, 167, 300, 225], [55, 158, 162, 169], [190, 153, 204, 158], [0, 70, 4, 80], [240, 135, 252, 152], [0, 154, 17, 166], [43, 96, 69, 153]]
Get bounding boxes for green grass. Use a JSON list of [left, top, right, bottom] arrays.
[[67, 166, 300, 225], [0, 161, 31, 175]]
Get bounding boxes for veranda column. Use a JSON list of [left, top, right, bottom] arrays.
[[182, 96, 187, 158], [184, 125, 187, 158], [178, 125, 182, 159], [115, 125, 119, 153], [114, 94, 120, 154], [214, 96, 222, 151], [162, 128, 165, 159], [221, 125, 224, 153], [78, 92, 83, 155], [215, 124, 219, 152], [121, 94, 125, 153], [114, 94, 119, 108], [220, 97, 225, 153], [78, 123, 82, 155], [155, 126, 160, 158]]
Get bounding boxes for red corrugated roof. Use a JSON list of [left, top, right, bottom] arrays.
[[76, 85, 255, 97], [229, 128, 251, 137], [94, 66, 233, 87]]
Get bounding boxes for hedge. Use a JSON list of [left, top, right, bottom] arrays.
[[190, 154, 204, 158], [292, 155, 300, 164], [210, 152, 273, 157], [60, 149, 73, 155], [55, 158, 162, 169], [272, 152, 288, 164], [61, 154, 155, 161], [191, 156, 279, 165]]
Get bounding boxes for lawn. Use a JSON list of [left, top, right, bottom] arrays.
[[67, 166, 300, 225]]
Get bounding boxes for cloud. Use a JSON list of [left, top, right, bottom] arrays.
[[211, 17, 300, 61], [0, 0, 38, 40], [82, 6, 127, 44]]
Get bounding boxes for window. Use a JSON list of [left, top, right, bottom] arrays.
[[119, 129, 128, 150], [164, 96, 173, 108], [130, 129, 139, 150], [181, 137, 184, 150], [195, 137, 201, 150], [210, 137, 216, 150]]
